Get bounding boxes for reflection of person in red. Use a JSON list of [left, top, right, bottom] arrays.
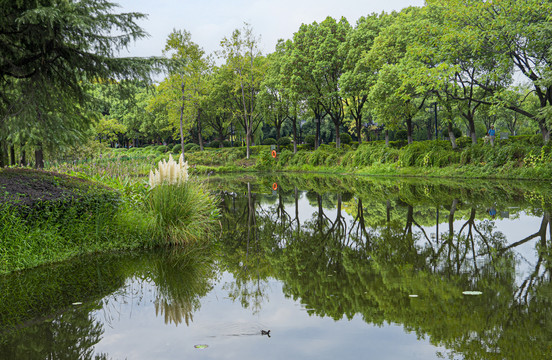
[[489, 207, 497, 219]]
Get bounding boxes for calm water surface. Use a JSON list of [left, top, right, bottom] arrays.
[[1, 174, 551, 359]]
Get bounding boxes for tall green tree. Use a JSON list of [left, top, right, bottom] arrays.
[[339, 13, 385, 144], [218, 23, 265, 159], [0, 0, 157, 167], [290, 17, 350, 148], [157, 29, 212, 158], [430, 0, 552, 142], [368, 8, 430, 145]]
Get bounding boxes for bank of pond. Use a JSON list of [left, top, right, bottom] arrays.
[[1, 173, 551, 359], [48, 135, 552, 181]]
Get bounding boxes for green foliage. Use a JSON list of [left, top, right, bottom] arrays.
[[147, 181, 218, 245], [209, 140, 221, 148], [340, 133, 352, 144], [455, 136, 472, 149], [157, 145, 169, 153], [263, 137, 277, 145], [1, 0, 157, 166], [184, 143, 200, 152], [277, 137, 291, 146], [305, 135, 316, 148], [172, 144, 182, 153], [394, 129, 408, 140]]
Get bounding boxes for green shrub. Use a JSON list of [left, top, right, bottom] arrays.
[[249, 145, 268, 155], [305, 135, 316, 147], [209, 140, 221, 148], [172, 144, 181, 153], [340, 133, 352, 144], [263, 137, 277, 145], [157, 145, 169, 153], [277, 137, 291, 146], [510, 134, 544, 147], [147, 181, 218, 245], [388, 140, 408, 149], [455, 136, 473, 149], [223, 140, 232, 147], [184, 143, 200, 152], [394, 130, 408, 140], [277, 149, 294, 166], [325, 153, 339, 166]]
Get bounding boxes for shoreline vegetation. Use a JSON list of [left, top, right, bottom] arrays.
[[48, 134, 552, 181], [0, 156, 218, 275], [1, 134, 550, 275]]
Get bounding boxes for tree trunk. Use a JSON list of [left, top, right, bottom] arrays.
[[467, 115, 477, 144], [385, 130, 389, 146], [10, 144, 16, 166], [197, 109, 204, 151], [218, 126, 225, 144], [315, 117, 320, 150], [35, 144, 44, 169], [20, 146, 26, 166], [447, 121, 457, 150], [335, 122, 340, 149], [539, 122, 550, 143], [406, 117, 413, 145], [276, 124, 281, 151], [292, 117, 298, 154], [356, 119, 362, 145], [246, 128, 251, 159], [179, 104, 186, 161], [0, 140, 7, 167]]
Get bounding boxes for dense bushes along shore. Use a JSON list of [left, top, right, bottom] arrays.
[[58, 134, 552, 180], [255, 135, 552, 179]]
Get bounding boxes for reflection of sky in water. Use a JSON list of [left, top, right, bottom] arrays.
[[274, 191, 543, 286], [93, 272, 452, 360]]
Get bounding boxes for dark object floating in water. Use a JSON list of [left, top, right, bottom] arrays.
[[261, 330, 271, 337], [194, 344, 209, 349]]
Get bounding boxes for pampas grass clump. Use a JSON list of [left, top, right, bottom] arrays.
[[149, 153, 189, 189], [148, 181, 218, 245], [147, 155, 218, 245]]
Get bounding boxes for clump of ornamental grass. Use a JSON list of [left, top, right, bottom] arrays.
[[149, 153, 189, 188], [147, 155, 218, 245]]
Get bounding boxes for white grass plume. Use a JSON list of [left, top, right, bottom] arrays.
[[149, 153, 189, 188]]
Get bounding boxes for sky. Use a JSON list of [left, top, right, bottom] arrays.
[[114, 0, 426, 59]]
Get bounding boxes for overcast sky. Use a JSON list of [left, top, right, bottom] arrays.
[[115, 0, 425, 59]]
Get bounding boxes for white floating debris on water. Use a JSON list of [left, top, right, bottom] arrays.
[[462, 291, 483, 295], [72, 302, 82, 305], [409, 295, 419, 298]]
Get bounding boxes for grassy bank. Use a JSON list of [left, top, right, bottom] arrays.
[[256, 136, 552, 180], [49, 135, 552, 180], [0, 167, 218, 275]]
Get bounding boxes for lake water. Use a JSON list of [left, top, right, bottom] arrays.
[[1, 174, 551, 359]]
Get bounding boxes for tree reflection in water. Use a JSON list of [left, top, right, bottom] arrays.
[[215, 175, 552, 360], [2, 175, 551, 359]]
